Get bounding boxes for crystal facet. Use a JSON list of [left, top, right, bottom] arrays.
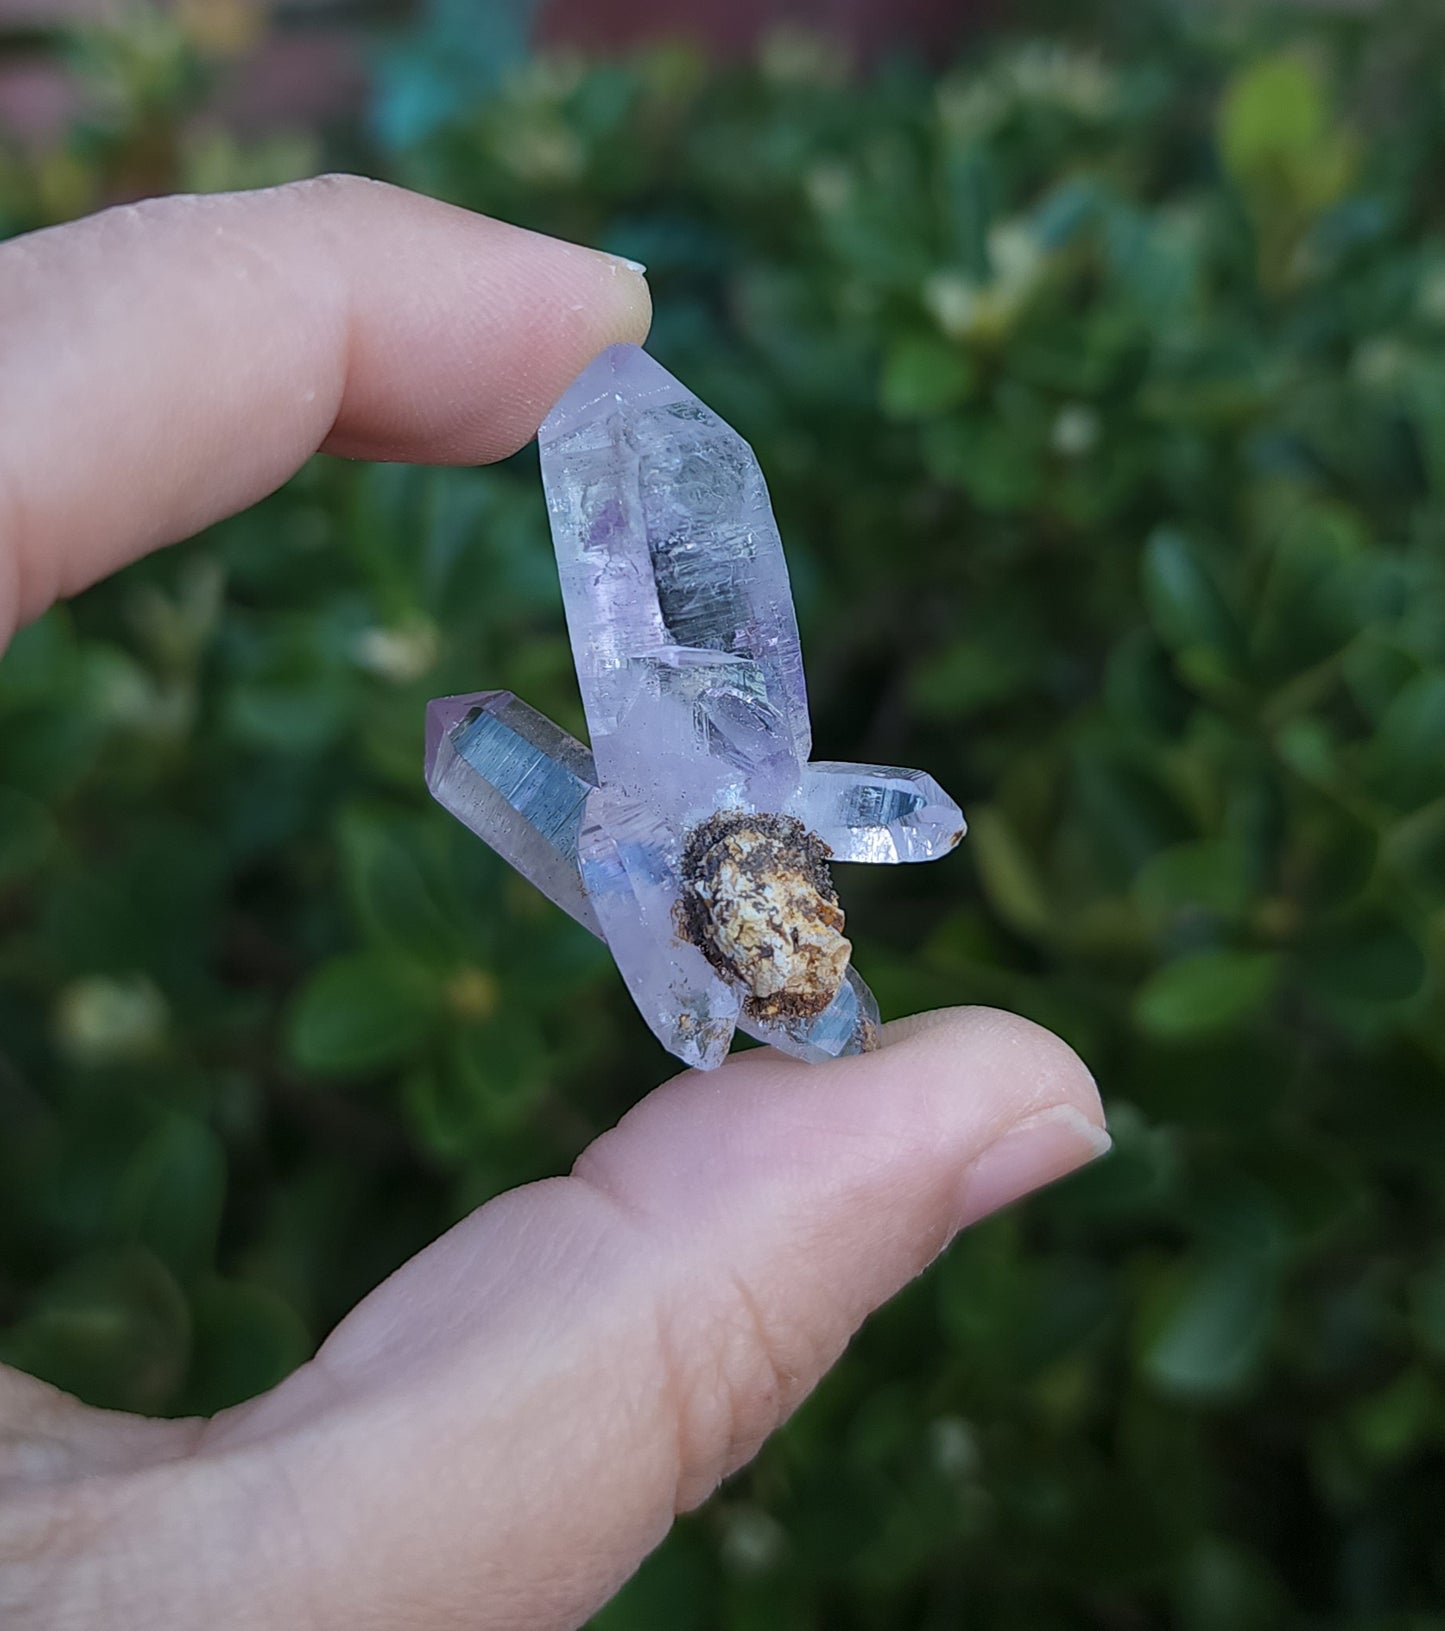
[[426, 344, 965, 1069], [426, 690, 599, 935], [579, 787, 741, 1070], [540, 343, 810, 817], [792, 763, 969, 864]]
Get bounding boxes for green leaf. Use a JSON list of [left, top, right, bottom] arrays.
[[1388, 802, 1445, 909], [1133, 838, 1252, 923], [444, 1017, 547, 1122], [1102, 199, 1201, 328], [1347, 1369, 1443, 1466], [1252, 503, 1376, 681], [1365, 671, 1445, 811], [1293, 805, 1377, 911], [287, 951, 439, 1075], [400, 1019, 549, 1160], [1342, 635, 1419, 725], [118, 1115, 227, 1282], [0, 705, 107, 798], [1142, 528, 1241, 666], [1407, 360, 1445, 498], [1139, 1251, 1278, 1400], [909, 637, 1033, 720], [340, 807, 462, 967], [1410, 1251, 1445, 1360], [1218, 54, 1355, 219], [1275, 718, 1338, 787], [0, 610, 76, 705], [402, 1066, 473, 1162], [178, 1279, 312, 1414], [1073, 746, 1195, 882], [1104, 629, 1192, 738], [226, 674, 353, 752], [0, 786, 55, 887], [1174, 1538, 1287, 1631], [968, 806, 1051, 937], [0, 1248, 189, 1413], [1134, 950, 1280, 1039], [1298, 912, 1427, 1005], [591, 1527, 715, 1631], [1220, 56, 1327, 186], [879, 334, 974, 420], [922, 414, 1042, 512]]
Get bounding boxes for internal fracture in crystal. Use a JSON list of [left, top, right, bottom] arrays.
[[426, 344, 965, 1070]]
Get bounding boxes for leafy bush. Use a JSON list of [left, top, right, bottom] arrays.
[[4, 3, 1445, 1623]]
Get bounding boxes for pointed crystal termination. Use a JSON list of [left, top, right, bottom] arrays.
[[768, 967, 880, 1063], [538, 343, 811, 821], [793, 763, 967, 864]]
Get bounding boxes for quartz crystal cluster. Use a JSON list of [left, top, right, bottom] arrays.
[[426, 344, 965, 1070]]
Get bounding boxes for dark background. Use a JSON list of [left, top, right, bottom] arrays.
[[3, 1, 1445, 1625]]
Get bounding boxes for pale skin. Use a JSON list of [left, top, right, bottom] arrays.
[[0, 176, 1110, 1630]]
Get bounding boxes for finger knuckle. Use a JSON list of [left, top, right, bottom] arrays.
[[657, 1267, 821, 1512]]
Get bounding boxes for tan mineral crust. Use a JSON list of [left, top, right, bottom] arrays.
[[678, 811, 851, 1021]]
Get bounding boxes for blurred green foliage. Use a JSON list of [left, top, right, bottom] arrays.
[[5, 1, 1445, 1624]]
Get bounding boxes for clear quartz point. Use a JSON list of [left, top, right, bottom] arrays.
[[426, 344, 966, 1070], [752, 967, 881, 1063], [792, 762, 967, 864]]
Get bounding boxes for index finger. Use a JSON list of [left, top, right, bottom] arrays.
[[0, 174, 652, 647]]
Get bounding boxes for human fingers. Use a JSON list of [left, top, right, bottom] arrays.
[[0, 174, 651, 645], [27, 1007, 1104, 1631]]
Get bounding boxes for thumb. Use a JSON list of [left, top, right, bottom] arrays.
[[67, 1007, 1106, 1631]]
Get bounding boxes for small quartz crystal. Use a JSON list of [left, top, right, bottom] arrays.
[[427, 344, 965, 1070]]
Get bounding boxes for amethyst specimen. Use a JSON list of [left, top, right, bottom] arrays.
[[426, 345, 965, 1070]]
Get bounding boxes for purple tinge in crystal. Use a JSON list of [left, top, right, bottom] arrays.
[[426, 345, 965, 1068]]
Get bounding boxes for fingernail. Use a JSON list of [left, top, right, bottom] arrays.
[[956, 1104, 1111, 1229]]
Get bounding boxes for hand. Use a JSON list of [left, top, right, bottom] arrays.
[[0, 177, 1109, 1631]]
